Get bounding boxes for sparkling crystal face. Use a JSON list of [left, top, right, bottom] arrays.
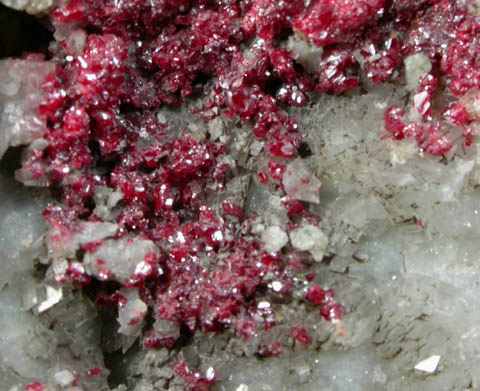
[[2, 0, 480, 390]]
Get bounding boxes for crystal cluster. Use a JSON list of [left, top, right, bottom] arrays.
[[1, 0, 480, 391]]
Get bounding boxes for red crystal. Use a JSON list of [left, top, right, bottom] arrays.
[[293, 0, 386, 47], [306, 284, 344, 322], [315, 47, 360, 94], [384, 106, 407, 140], [291, 327, 311, 345], [242, 0, 305, 41], [174, 361, 216, 391], [222, 201, 244, 220], [25, 382, 45, 391], [87, 367, 104, 377], [306, 284, 326, 304]]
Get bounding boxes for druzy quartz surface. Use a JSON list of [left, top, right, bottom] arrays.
[[1, 1, 480, 390]]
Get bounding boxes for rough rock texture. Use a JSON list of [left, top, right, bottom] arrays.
[[0, 58, 54, 159], [0, 175, 109, 391]]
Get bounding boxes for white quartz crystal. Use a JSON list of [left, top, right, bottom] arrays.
[[117, 288, 147, 336], [36, 285, 63, 313], [414, 355, 441, 374], [73, 222, 118, 244], [83, 237, 159, 283], [46, 221, 118, 260], [261, 226, 288, 253], [52, 369, 75, 387], [290, 224, 328, 262], [0, 59, 55, 159], [282, 159, 321, 203], [404, 53, 432, 92], [0, 175, 46, 288]]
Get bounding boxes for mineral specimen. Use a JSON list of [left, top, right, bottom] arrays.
[[1, 0, 480, 390]]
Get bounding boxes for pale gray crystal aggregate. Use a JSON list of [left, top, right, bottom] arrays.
[[0, 175, 109, 391], [0, 59, 54, 160], [83, 238, 160, 284]]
